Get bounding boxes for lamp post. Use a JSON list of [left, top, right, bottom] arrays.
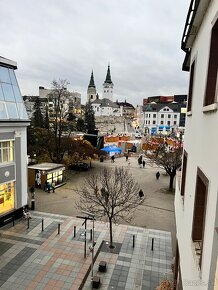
[[81, 211, 95, 280]]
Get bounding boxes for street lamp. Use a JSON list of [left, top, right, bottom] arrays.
[[81, 211, 96, 280]]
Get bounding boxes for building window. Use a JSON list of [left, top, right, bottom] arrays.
[[47, 170, 63, 186], [0, 141, 14, 164], [0, 181, 15, 214], [204, 19, 218, 106], [153, 114, 156, 118], [174, 121, 177, 125], [160, 121, 164, 125], [168, 114, 171, 118], [167, 121, 170, 125], [174, 115, 177, 118], [187, 60, 195, 111], [161, 114, 164, 118], [90, 95, 93, 99], [153, 120, 156, 125], [181, 150, 187, 196], [192, 168, 209, 269]]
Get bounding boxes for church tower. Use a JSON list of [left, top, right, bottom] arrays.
[[103, 65, 113, 101], [87, 70, 97, 102]]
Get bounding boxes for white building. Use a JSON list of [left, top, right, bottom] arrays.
[[174, 0, 218, 289], [91, 98, 120, 117], [142, 103, 180, 134], [0, 56, 30, 226]]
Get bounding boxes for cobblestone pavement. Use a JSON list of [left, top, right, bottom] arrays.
[[0, 212, 173, 290]]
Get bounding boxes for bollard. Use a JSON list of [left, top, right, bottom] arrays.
[[27, 218, 30, 229], [74, 226, 76, 238], [90, 229, 92, 241], [58, 223, 60, 235], [42, 218, 44, 232], [12, 215, 15, 227], [151, 237, 154, 251], [133, 234, 135, 248]]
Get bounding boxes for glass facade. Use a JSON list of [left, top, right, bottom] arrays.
[[0, 181, 15, 214], [0, 67, 28, 120]]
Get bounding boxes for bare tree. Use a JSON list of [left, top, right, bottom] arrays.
[[144, 138, 183, 190], [76, 167, 143, 248], [48, 79, 75, 163]]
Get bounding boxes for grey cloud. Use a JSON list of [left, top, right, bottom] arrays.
[[0, 0, 190, 105]]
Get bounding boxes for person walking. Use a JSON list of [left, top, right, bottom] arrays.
[[125, 153, 129, 161], [52, 182, 55, 193], [156, 171, 160, 180], [111, 155, 115, 163], [142, 160, 145, 168], [47, 182, 51, 193], [138, 189, 144, 201], [30, 185, 35, 199]]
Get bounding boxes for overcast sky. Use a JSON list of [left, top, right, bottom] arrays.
[[0, 0, 190, 106]]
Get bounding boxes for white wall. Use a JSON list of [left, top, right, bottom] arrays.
[[175, 0, 218, 288]]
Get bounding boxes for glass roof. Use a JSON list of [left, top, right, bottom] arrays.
[[0, 66, 29, 121]]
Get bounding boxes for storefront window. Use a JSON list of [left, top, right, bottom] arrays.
[[0, 181, 15, 214], [0, 141, 14, 164], [46, 170, 63, 186]]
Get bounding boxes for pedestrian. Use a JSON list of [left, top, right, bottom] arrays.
[[111, 155, 115, 163], [156, 171, 160, 180], [47, 182, 51, 193], [30, 185, 35, 199], [44, 181, 48, 192], [139, 158, 142, 168], [52, 182, 55, 193], [138, 189, 144, 200], [142, 160, 145, 168], [125, 153, 128, 161]]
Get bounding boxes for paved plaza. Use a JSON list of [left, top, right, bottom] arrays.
[[0, 211, 173, 290], [34, 156, 176, 253]]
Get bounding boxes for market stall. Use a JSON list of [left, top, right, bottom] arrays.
[[28, 163, 65, 189]]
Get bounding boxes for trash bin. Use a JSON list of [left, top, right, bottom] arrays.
[[31, 199, 35, 210]]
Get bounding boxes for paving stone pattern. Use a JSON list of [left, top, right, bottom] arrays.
[[0, 212, 173, 290]]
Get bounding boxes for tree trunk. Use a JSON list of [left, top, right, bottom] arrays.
[[169, 174, 175, 190], [109, 218, 113, 248]]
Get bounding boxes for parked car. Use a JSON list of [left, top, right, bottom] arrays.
[[68, 162, 89, 171]]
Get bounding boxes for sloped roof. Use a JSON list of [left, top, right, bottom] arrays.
[[116, 101, 135, 109], [92, 98, 119, 108], [143, 103, 181, 112]]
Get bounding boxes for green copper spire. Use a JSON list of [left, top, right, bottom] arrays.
[[88, 70, 95, 88], [104, 65, 113, 84]]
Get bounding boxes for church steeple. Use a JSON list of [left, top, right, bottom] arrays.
[[103, 65, 114, 101], [104, 65, 113, 84], [87, 70, 97, 102], [88, 70, 95, 88]]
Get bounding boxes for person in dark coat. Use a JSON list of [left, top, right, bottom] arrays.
[[125, 153, 129, 161], [30, 186, 35, 199], [156, 171, 160, 180], [142, 160, 145, 168], [111, 155, 115, 163], [138, 189, 144, 200]]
